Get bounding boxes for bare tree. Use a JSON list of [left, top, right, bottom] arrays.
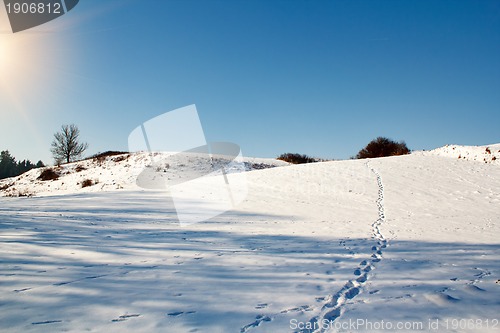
[[51, 124, 88, 164]]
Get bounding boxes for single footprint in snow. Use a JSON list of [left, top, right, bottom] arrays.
[[32, 320, 62, 325], [111, 314, 141, 322], [345, 287, 360, 300], [323, 308, 341, 321], [402, 284, 418, 288], [425, 293, 460, 306], [240, 314, 272, 332], [167, 311, 196, 317], [464, 285, 486, 293], [256, 314, 271, 321], [356, 274, 368, 283]]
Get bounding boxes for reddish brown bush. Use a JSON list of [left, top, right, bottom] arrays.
[[75, 165, 86, 172], [81, 179, 93, 188], [356, 137, 410, 159], [277, 153, 317, 164], [37, 168, 59, 181]]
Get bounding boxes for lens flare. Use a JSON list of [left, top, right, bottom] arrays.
[[0, 35, 12, 74], [0, 34, 25, 81]]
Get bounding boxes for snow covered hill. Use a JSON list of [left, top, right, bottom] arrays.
[[0, 144, 499, 333], [427, 143, 500, 164], [0, 152, 289, 197]]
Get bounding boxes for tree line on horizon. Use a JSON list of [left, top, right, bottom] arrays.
[[0, 150, 45, 180]]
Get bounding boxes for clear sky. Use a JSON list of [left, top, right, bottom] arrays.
[[0, 0, 499, 164]]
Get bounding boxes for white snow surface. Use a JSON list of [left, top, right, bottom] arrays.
[[0, 145, 499, 332], [427, 143, 500, 164]]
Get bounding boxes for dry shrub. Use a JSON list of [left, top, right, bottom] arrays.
[[113, 154, 130, 162], [6, 189, 33, 197], [277, 153, 317, 164], [37, 168, 60, 181], [356, 137, 410, 159], [75, 165, 86, 172], [89, 151, 128, 161], [0, 183, 13, 190], [81, 179, 93, 188]]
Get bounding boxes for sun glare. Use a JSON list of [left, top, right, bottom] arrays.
[[0, 34, 25, 95], [0, 31, 60, 101], [0, 36, 11, 73]]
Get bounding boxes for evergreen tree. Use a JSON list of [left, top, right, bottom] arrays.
[[0, 151, 44, 180], [16, 159, 36, 175], [0, 150, 17, 179]]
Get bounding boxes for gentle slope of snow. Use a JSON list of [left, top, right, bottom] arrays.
[[0, 144, 499, 332]]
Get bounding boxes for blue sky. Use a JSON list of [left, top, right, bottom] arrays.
[[1, 0, 499, 164]]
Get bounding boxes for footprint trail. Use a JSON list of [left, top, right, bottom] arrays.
[[239, 162, 389, 333], [298, 162, 388, 333]]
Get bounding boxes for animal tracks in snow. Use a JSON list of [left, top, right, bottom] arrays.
[[240, 162, 389, 333], [53, 274, 108, 286], [111, 313, 141, 322], [167, 311, 196, 317], [293, 162, 389, 332], [240, 315, 273, 333], [31, 320, 62, 325]]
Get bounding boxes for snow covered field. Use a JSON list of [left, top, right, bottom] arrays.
[[1, 145, 499, 332]]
